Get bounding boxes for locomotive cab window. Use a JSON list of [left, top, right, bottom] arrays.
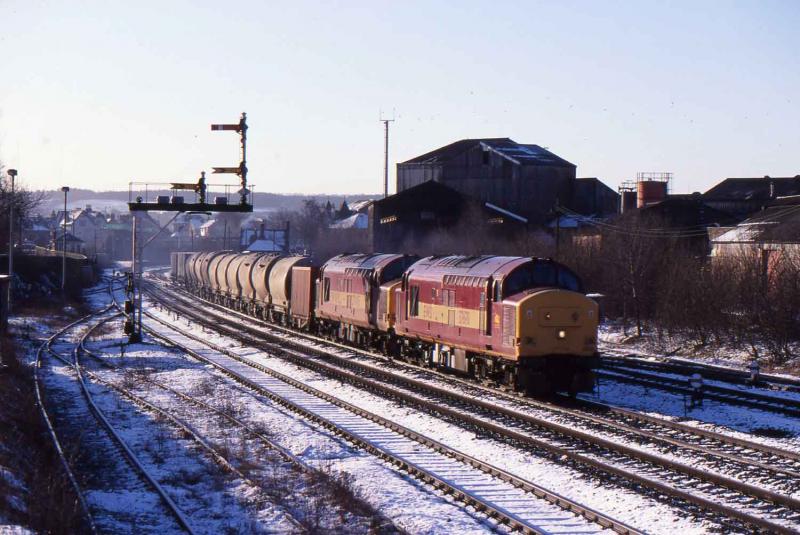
[[380, 257, 416, 284], [501, 261, 583, 298], [556, 267, 581, 292], [323, 277, 331, 302]]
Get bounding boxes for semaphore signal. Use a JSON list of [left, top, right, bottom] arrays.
[[211, 112, 249, 205]]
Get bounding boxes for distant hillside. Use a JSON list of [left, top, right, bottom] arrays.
[[35, 189, 377, 215]]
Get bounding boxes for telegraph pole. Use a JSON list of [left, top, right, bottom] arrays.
[[380, 116, 394, 198], [61, 186, 70, 291], [129, 212, 141, 343], [7, 169, 16, 311], [554, 201, 561, 261]]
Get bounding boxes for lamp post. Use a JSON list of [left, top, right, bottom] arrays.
[[7, 169, 17, 311], [61, 186, 70, 291]]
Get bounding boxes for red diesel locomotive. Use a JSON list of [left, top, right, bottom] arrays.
[[172, 251, 599, 394]]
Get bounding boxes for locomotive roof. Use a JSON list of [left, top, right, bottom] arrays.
[[322, 253, 409, 273], [407, 255, 530, 282]]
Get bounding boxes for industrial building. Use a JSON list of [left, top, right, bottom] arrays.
[[702, 176, 800, 219], [573, 177, 621, 218], [369, 180, 531, 255], [618, 172, 673, 213], [397, 138, 615, 223]]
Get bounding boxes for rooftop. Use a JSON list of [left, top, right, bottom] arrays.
[[401, 138, 574, 167], [712, 196, 800, 243], [704, 176, 800, 200]]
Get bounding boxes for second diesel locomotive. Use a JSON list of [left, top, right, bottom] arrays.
[[171, 251, 599, 394]]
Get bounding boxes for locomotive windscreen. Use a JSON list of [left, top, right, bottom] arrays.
[[501, 260, 582, 298]]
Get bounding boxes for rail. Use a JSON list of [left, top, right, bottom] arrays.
[[141, 286, 641, 534], [145, 281, 800, 534]]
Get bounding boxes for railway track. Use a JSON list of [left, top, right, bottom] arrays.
[[33, 311, 102, 534], [146, 276, 800, 533], [600, 351, 800, 393], [150, 275, 800, 470], [38, 304, 196, 534], [597, 364, 800, 417], [96, 286, 400, 533], [134, 282, 637, 534]]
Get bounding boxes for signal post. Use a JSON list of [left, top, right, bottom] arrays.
[[125, 114, 254, 343]]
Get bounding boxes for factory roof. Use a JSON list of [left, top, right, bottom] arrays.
[[400, 138, 574, 167], [713, 196, 800, 244], [330, 213, 368, 229], [703, 176, 800, 200]]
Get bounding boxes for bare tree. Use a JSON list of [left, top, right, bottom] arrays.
[[1, 166, 46, 250]]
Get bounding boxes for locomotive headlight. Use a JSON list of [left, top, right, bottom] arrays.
[[557, 330, 567, 339]]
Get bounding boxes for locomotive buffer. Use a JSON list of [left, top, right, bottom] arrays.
[[125, 114, 254, 343]]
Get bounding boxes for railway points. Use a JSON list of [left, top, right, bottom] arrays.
[[142, 274, 800, 532], [136, 283, 634, 534], [9, 8, 799, 534], [36, 303, 197, 534], [151, 269, 800, 463]]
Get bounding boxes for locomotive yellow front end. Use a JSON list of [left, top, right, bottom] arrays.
[[512, 288, 600, 394]]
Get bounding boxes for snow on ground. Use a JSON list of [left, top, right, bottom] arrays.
[[154, 285, 800, 493], [41, 335, 189, 533], [95, 336, 503, 534], [15, 279, 294, 534], [84, 280, 507, 534], [599, 322, 800, 378], [133, 317, 614, 534], [142, 297, 741, 535], [582, 375, 800, 448]]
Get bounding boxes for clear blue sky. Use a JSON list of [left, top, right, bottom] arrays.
[[1, 0, 798, 196]]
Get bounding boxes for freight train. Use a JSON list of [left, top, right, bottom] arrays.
[[171, 251, 600, 394]]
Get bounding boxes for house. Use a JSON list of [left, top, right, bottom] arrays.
[[68, 206, 107, 255], [199, 219, 220, 238], [328, 198, 373, 230], [560, 194, 737, 255], [330, 213, 368, 230], [101, 212, 161, 261], [23, 215, 52, 246], [240, 221, 289, 253], [711, 195, 800, 271], [51, 232, 84, 254], [629, 195, 737, 254]]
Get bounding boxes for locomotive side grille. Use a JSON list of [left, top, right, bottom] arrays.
[[502, 305, 515, 346]]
